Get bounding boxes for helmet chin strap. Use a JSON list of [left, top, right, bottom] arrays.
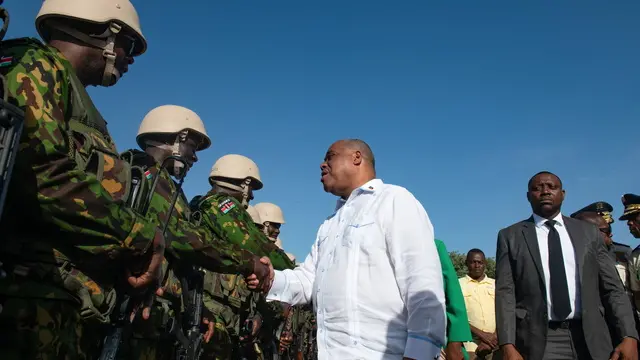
[[47, 21, 122, 87], [213, 178, 252, 208], [144, 130, 190, 179]]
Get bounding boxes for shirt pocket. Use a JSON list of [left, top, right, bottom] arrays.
[[485, 285, 496, 300], [343, 216, 384, 250]]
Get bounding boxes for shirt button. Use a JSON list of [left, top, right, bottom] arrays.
[[353, 340, 358, 345]]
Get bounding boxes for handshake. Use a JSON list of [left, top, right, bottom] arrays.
[[247, 256, 275, 294]]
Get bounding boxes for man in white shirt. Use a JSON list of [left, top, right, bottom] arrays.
[[247, 139, 446, 360]]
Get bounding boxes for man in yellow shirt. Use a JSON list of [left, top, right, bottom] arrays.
[[459, 249, 499, 360]]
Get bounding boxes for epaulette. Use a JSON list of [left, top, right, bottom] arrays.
[[1, 37, 46, 49], [0, 37, 62, 73]]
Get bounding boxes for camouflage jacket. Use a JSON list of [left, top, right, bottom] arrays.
[[0, 38, 156, 264], [123, 149, 262, 276], [193, 191, 296, 270]]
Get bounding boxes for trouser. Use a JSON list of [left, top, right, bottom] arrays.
[[0, 296, 103, 360], [543, 320, 591, 360]]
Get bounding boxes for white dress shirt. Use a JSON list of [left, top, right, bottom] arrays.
[[267, 179, 446, 360], [532, 213, 581, 321]]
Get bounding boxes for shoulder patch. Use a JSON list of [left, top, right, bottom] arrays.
[[0, 56, 13, 67], [219, 198, 237, 214]]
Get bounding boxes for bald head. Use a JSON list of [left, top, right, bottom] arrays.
[[320, 139, 376, 198], [341, 139, 375, 170]]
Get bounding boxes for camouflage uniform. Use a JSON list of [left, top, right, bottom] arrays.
[[253, 202, 317, 360], [122, 106, 271, 359], [0, 30, 155, 360], [195, 192, 295, 270], [192, 192, 296, 359], [190, 154, 296, 359]]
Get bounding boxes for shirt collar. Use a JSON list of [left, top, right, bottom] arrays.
[[532, 212, 565, 229], [335, 178, 382, 211], [465, 274, 491, 284]]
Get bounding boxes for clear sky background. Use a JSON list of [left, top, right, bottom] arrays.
[[8, 1, 640, 261]]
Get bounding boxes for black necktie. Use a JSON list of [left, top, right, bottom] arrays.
[[545, 220, 572, 320]]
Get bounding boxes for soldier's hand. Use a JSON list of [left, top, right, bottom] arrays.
[[246, 256, 274, 293], [125, 229, 165, 320], [126, 228, 165, 291], [279, 332, 294, 353], [202, 317, 215, 343], [251, 314, 263, 337]]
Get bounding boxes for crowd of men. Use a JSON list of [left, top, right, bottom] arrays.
[[445, 191, 640, 360], [0, 0, 317, 359]]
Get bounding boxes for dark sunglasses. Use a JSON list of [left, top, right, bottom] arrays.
[[118, 35, 136, 57]]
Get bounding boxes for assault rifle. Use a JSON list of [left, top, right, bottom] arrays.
[[0, 1, 25, 223], [173, 265, 205, 360]]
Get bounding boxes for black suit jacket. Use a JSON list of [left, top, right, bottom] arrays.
[[495, 215, 638, 360]]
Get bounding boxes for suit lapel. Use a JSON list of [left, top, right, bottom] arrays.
[[522, 217, 546, 285], [563, 216, 585, 283]]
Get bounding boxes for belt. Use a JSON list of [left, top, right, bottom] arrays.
[[549, 319, 581, 329]]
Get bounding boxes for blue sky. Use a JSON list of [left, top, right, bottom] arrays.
[[8, 1, 640, 261]]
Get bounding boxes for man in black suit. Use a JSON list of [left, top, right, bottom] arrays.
[[495, 171, 638, 360]]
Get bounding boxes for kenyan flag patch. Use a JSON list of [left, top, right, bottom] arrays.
[[144, 170, 152, 180], [0, 56, 13, 67], [219, 198, 236, 214]]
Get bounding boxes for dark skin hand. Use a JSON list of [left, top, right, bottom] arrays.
[[476, 342, 493, 357], [610, 337, 638, 360], [247, 256, 274, 293], [470, 325, 498, 349], [279, 332, 294, 353], [246, 257, 275, 293], [126, 228, 166, 320], [445, 342, 464, 360], [501, 344, 524, 360], [251, 315, 262, 338]]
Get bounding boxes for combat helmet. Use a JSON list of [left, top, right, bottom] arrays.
[[246, 205, 263, 227], [209, 154, 263, 208], [137, 105, 211, 150], [136, 105, 210, 177], [254, 202, 286, 225], [36, 0, 146, 87]]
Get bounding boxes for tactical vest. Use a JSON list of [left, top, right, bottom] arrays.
[[204, 272, 254, 318], [120, 150, 187, 341], [120, 149, 155, 214], [0, 39, 135, 324]]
